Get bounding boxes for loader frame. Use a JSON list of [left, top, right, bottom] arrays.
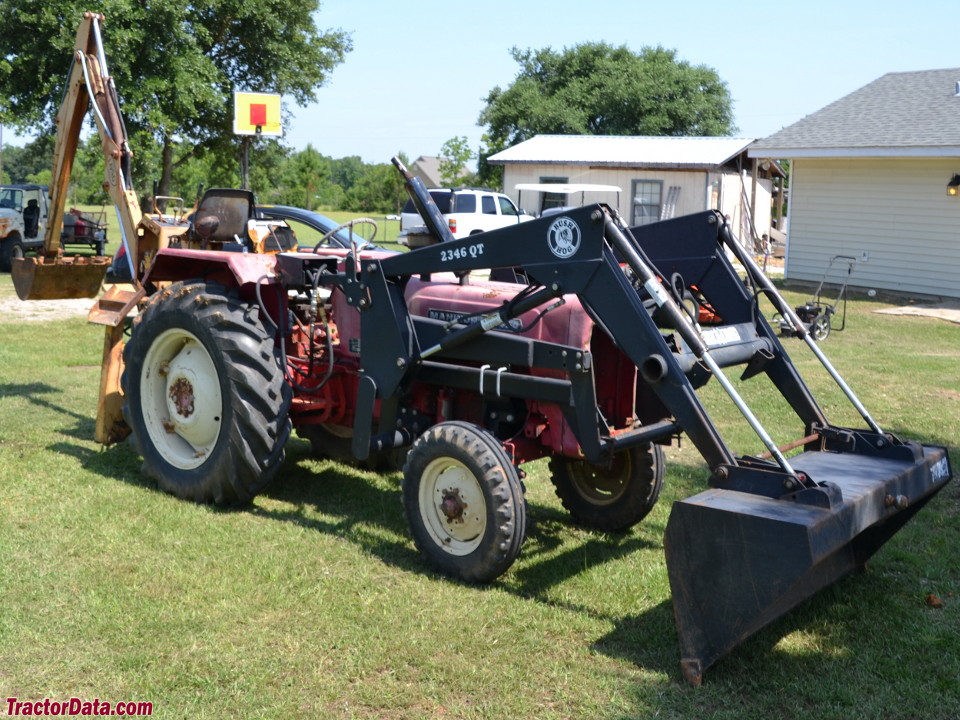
[[278, 161, 947, 683], [135, 159, 951, 682]]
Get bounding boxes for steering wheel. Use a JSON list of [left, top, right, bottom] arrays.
[[313, 218, 379, 252]]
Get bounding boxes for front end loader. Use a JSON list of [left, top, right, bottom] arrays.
[[108, 158, 951, 683]]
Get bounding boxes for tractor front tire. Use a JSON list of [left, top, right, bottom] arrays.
[[549, 444, 665, 531], [122, 281, 291, 505], [402, 421, 526, 583]]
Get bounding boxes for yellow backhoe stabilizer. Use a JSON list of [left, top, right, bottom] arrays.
[[89, 283, 145, 445]]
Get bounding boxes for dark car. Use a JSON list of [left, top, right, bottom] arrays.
[[256, 205, 382, 251], [106, 204, 386, 283]]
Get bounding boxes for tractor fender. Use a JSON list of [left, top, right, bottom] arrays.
[[145, 248, 280, 291]]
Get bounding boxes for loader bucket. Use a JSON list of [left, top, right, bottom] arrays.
[[664, 443, 952, 685], [11, 255, 111, 301]]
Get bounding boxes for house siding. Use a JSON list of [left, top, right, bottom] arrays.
[[787, 158, 960, 299], [718, 173, 774, 243], [504, 164, 709, 218]]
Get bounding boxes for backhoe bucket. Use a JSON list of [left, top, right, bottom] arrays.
[[11, 255, 111, 300], [664, 443, 951, 685]]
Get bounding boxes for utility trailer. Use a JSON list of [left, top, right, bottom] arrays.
[[61, 207, 108, 255], [91, 160, 948, 684]]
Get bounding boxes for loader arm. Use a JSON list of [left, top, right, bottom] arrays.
[[351, 158, 952, 684], [354, 197, 742, 473]]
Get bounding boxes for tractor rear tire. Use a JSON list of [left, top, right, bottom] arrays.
[[549, 444, 665, 531], [402, 421, 526, 583], [122, 280, 291, 505]]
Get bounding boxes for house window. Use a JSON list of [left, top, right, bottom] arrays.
[[540, 176, 568, 213], [631, 180, 663, 225]]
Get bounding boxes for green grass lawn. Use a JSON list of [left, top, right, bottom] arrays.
[[0, 274, 957, 719]]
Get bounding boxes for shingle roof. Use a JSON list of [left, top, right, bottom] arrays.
[[487, 135, 757, 168], [750, 68, 960, 157], [409, 156, 443, 187]]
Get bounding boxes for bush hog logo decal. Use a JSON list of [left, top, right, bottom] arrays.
[[547, 217, 581, 258], [931, 456, 950, 484]]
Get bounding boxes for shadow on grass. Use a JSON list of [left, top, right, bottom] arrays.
[[253, 441, 422, 571], [0, 381, 96, 441], [37, 396, 955, 698], [252, 441, 664, 596]]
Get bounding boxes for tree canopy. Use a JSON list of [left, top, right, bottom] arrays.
[[478, 42, 736, 158], [0, 0, 351, 194]]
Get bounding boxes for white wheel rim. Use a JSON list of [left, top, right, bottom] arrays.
[[140, 327, 223, 469], [813, 316, 829, 340], [418, 457, 487, 556]]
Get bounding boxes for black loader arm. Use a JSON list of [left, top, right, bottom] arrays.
[[347, 162, 740, 470]]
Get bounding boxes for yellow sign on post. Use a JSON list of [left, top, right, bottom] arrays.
[[233, 92, 282, 136]]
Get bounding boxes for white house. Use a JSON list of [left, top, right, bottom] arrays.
[[749, 68, 960, 300], [486, 135, 783, 244]]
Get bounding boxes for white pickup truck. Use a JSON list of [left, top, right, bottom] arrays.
[[0, 184, 49, 272], [399, 187, 532, 244]]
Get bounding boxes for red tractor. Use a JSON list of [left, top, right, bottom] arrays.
[[107, 160, 951, 683], [15, 12, 952, 685]]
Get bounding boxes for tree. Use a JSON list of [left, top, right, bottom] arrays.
[[478, 42, 736, 160], [343, 152, 409, 215], [438, 136, 479, 187], [0, 0, 351, 198], [0, 140, 53, 184]]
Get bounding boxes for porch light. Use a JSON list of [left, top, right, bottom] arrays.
[[948, 174, 960, 196]]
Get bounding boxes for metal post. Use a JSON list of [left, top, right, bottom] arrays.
[[240, 136, 251, 190]]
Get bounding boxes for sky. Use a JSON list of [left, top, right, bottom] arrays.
[[4, 0, 957, 168], [281, 0, 959, 166]]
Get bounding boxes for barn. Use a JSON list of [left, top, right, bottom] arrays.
[[486, 134, 784, 244]]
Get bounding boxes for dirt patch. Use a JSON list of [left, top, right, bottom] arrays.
[[0, 295, 94, 322], [874, 301, 960, 325]]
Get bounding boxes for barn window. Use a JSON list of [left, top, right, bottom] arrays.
[[631, 180, 663, 225], [539, 176, 568, 213]]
